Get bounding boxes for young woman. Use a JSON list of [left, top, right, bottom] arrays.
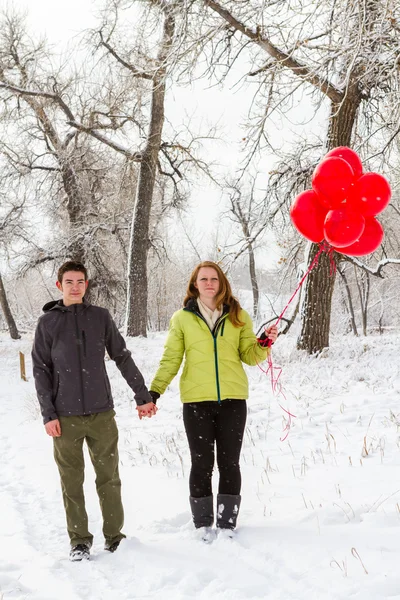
[[145, 261, 278, 538]]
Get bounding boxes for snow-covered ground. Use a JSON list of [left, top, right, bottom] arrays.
[[1, 329, 400, 600]]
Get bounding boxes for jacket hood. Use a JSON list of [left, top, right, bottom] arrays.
[[42, 298, 91, 313], [185, 298, 199, 312]]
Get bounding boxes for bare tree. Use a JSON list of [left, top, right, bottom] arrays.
[[78, 0, 216, 336], [0, 194, 25, 339], [186, 0, 400, 352], [222, 176, 270, 318], [0, 273, 20, 339], [0, 11, 141, 308], [337, 263, 359, 336]]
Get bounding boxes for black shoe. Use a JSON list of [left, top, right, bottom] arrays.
[[69, 543, 90, 562], [105, 540, 121, 553]]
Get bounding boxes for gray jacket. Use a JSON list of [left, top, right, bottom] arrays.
[[32, 299, 152, 423]]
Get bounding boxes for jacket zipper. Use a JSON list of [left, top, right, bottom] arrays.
[[220, 320, 225, 337], [82, 330, 87, 358], [74, 305, 86, 414], [213, 335, 221, 403], [184, 306, 228, 404]]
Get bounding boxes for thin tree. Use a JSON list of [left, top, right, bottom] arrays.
[[222, 177, 269, 319], [0, 273, 20, 339]]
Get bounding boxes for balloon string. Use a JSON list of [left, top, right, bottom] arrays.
[[273, 240, 332, 328], [256, 240, 335, 440], [255, 350, 296, 441]]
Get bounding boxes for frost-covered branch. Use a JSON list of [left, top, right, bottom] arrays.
[[67, 121, 142, 161], [342, 257, 400, 278], [0, 81, 76, 122], [202, 0, 343, 102], [98, 31, 154, 80]]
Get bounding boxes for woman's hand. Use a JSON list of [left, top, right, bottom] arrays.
[[137, 402, 158, 420], [265, 324, 278, 344]]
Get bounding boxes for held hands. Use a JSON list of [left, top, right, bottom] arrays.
[[45, 419, 61, 437], [137, 402, 158, 420]]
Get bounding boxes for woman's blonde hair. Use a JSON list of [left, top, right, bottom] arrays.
[[183, 261, 244, 327]]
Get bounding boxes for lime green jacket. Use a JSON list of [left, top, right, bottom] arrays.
[[150, 301, 269, 403]]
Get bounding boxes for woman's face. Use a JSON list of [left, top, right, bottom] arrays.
[[195, 267, 220, 301]]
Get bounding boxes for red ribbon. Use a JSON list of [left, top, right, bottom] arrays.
[[255, 241, 335, 440]]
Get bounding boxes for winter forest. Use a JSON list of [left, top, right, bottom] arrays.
[[2, 0, 400, 599], [0, 0, 399, 344]]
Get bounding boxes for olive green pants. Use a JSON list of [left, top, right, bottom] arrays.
[[53, 410, 125, 547]]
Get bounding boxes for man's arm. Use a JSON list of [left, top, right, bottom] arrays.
[[105, 311, 153, 405], [31, 319, 59, 424]]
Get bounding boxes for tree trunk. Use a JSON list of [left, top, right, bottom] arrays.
[[0, 273, 20, 339], [248, 243, 259, 319], [60, 163, 86, 263], [297, 94, 361, 353], [297, 243, 336, 353], [25, 98, 86, 264], [125, 8, 175, 337], [337, 264, 358, 336], [358, 270, 370, 336]]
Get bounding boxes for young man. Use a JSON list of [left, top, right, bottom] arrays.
[[32, 261, 156, 561]]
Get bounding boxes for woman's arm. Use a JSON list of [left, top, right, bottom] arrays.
[[150, 311, 185, 395], [238, 310, 271, 366]]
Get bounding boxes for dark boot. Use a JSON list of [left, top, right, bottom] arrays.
[[216, 494, 241, 530], [69, 543, 90, 562], [189, 495, 214, 529]]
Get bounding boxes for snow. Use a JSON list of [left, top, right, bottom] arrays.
[[1, 330, 400, 599]]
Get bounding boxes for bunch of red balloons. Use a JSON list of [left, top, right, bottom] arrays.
[[290, 147, 391, 256]]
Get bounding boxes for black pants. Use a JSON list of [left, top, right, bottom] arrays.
[[183, 399, 247, 498]]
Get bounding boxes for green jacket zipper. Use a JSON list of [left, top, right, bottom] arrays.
[[184, 306, 228, 404]]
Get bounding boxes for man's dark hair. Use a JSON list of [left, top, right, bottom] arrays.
[[57, 261, 88, 283]]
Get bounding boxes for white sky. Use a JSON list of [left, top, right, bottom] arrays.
[[2, 0, 98, 42]]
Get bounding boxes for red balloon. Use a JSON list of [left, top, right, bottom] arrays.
[[324, 208, 365, 247], [312, 157, 355, 209], [334, 217, 384, 256], [325, 147, 363, 180], [290, 189, 327, 243], [350, 172, 391, 216]]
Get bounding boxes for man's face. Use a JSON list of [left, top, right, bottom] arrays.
[[56, 271, 88, 306]]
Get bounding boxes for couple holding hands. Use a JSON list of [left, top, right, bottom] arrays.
[[32, 260, 278, 560]]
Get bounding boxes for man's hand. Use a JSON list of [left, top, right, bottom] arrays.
[[45, 419, 61, 437], [137, 402, 158, 420]]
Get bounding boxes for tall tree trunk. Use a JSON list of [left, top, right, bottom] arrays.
[[125, 7, 175, 337], [248, 242, 259, 319], [0, 273, 20, 339], [25, 99, 86, 264], [297, 94, 361, 353], [60, 163, 86, 263]]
